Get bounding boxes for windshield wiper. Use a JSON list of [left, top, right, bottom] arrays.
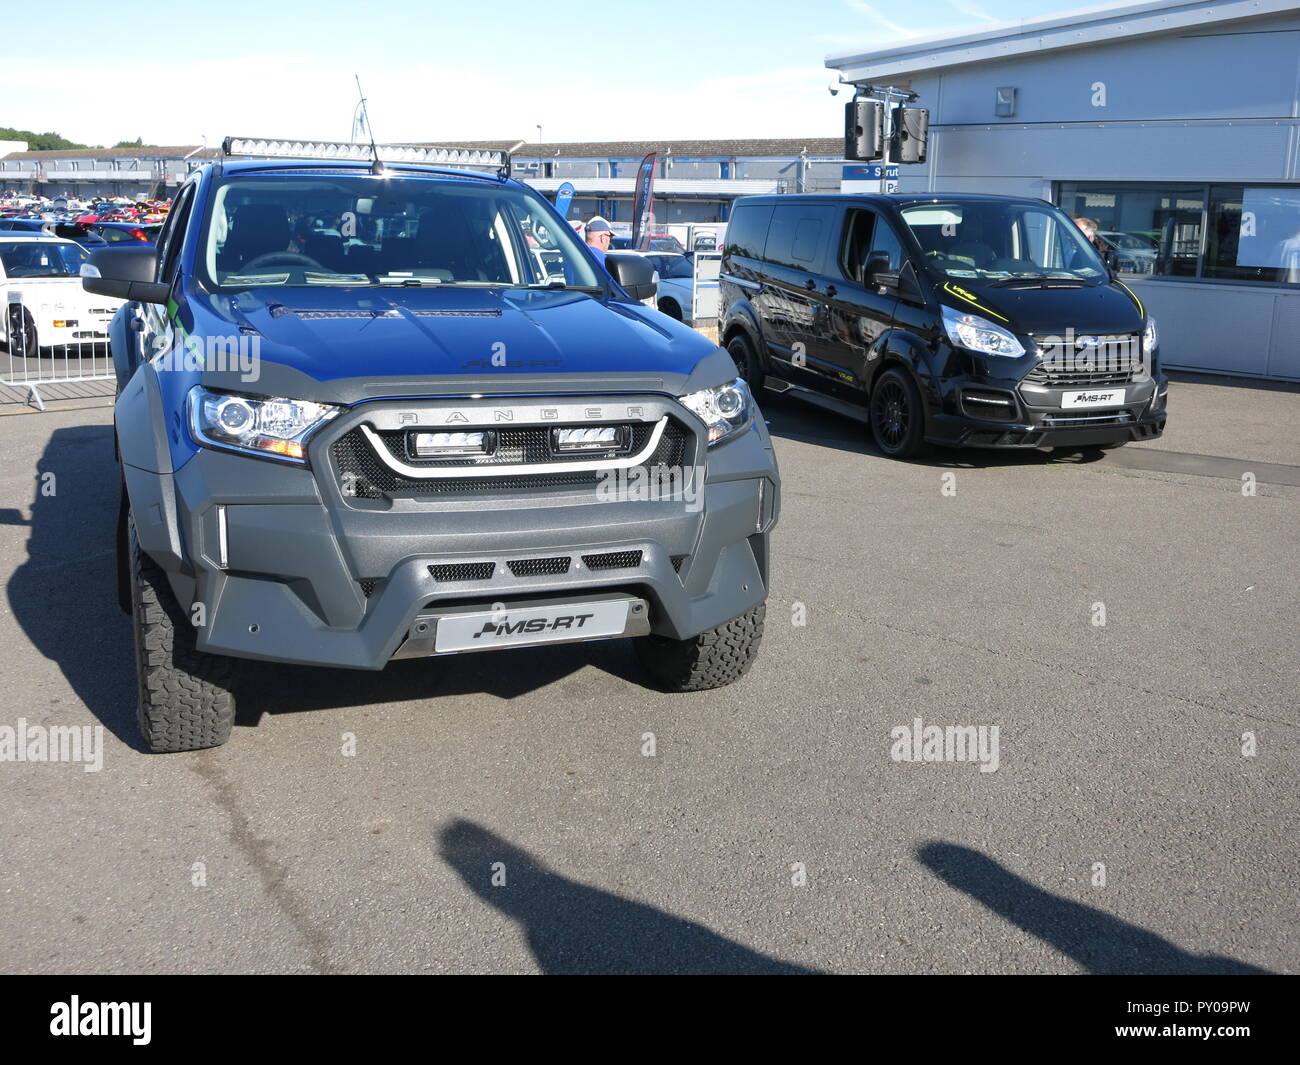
[[985, 276, 1090, 288], [522, 281, 604, 293]]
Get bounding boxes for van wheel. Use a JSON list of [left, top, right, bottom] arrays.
[[128, 511, 239, 752], [635, 603, 765, 692], [657, 298, 683, 321], [726, 332, 761, 389], [870, 368, 927, 459]]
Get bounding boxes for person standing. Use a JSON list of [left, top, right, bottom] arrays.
[[584, 216, 615, 265]]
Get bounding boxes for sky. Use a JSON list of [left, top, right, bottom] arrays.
[[4, 0, 1069, 148]]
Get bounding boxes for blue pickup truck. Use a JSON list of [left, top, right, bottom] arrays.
[[81, 139, 780, 752]]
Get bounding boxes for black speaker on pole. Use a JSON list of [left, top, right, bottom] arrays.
[[844, 100, 883, 161], [891, 107, 929, 164]]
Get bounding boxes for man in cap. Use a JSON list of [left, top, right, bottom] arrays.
[[584, 216, 615, 265]]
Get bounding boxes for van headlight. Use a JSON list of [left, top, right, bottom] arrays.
[[1142, 316, 1158, 354], [678, 377, 752, 445], [941, 304, 1025, 358], [188, 386, 342, 462]]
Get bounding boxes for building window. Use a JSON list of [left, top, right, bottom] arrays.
[[1057, 181, 1300, 286]]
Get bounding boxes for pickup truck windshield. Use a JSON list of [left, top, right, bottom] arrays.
[[900, 200, 1108, 284], [198, 173, 603, 291]]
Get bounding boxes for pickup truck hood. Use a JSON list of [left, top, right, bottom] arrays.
[[189, 285, 712, 386]]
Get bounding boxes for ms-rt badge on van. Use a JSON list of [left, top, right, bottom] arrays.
[[1062, 388, 1126, 409]]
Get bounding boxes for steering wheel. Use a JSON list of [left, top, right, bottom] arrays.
[[238, 251, 324, 272]]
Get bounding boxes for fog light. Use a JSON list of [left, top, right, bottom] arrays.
[[553, 426, 623, 452], [412, 431, 489, 457]]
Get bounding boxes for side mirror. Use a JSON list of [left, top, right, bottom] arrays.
[[80, 245, 168, 304], [865, 250, 897, 289], [604, 251, 657, 301]]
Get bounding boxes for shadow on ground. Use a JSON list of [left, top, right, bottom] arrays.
[[3, 423, 137, 747], [438, 818, 818, 974], [234, 639, 643, 727], [917, 842, 1272, 974], [760, 395, 1110, 468]]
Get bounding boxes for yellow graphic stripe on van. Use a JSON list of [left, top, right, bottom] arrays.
[[942, 282, 1010, 322], [1114, 279, 1144, 318]]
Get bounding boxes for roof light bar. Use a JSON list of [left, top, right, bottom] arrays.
[[220, 138, 511, 176]]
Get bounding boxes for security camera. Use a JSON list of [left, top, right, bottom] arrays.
[[828, 80, 844, 97]]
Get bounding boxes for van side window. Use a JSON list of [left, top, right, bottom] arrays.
[[764, 204, 836, 270], [724, 203, 774, 261], [870, 218, 905, 274], [841, 209, 876, 283]]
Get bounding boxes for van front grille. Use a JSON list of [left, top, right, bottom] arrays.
[[1026, 334, 1144, 387]]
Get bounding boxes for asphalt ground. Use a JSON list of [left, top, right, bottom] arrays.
[[0, 373, 1295, 974]]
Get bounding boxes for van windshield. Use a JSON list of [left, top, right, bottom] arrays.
[[900, 200, 1108, 285], [198, 173, 604, 292]]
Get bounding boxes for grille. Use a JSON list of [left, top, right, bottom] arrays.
[[507, 556, 571, 577], [1026, 335, 1143, 387], [331, 417, 690, 500], [375, 422, 654, 469], [671, 555, 687, 573], [1041, 410, 1135, 427], [429, 561, 496, 582], [581, 550, 643, 570], [358, 579, 377, 598]]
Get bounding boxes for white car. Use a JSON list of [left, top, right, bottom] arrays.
[[634, 252, 705, 323], [0, 235, 123, 355]]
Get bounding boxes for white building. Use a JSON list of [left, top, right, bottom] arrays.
[[827, 0, 1300, 381]]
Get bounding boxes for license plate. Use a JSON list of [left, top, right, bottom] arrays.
[[1062, 388, 1126, 409], [434, 599, 631, 653]]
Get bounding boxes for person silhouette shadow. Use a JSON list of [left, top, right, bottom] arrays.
[[438, 818, 818, 975]]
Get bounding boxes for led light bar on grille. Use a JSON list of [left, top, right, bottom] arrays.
[[412, 431, 491, 457], [552, 426, 624, 453], [221, 138, 511, 173]]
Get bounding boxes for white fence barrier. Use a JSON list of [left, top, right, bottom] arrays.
[[2, 289, 116, 409]]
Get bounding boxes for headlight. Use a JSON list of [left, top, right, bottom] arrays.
[[941, 304, 1025, 358], [678, 377, 752, 446], [188, 386, 342, 462], [1142, 316, 1158, 354]]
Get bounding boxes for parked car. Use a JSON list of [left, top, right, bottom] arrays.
[[0, 218, 106, 249], [90, 222, 163, 246], [83, 145, 779, 752], [633, 251, 697, 322], [647, 233, 686, 254], [1, 235, 123, 354], [1096, 230, 1158, 275], [720, 192, 1166, 458]]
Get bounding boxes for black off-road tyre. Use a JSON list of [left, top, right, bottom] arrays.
[[635, 603, 765, 692], [726, 331, 761, 390], [128, 512, 239, 752]]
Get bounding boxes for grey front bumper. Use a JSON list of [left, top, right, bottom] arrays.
[[132, 398, 779, 670]]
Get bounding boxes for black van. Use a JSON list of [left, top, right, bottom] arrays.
[[720, 194, 1168, 458]]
